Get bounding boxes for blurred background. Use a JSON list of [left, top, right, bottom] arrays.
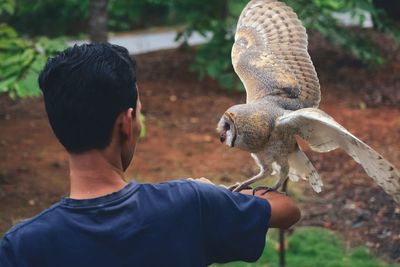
[[0, 0, 399, 266]]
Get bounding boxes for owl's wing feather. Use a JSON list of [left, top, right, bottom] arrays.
[[276, 108, 400, 203], [233, 0, 320, 108]]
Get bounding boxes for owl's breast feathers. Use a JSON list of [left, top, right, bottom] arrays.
[[225, 100, 286, 152]]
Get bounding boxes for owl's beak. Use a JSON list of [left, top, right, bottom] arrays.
[[220, 119, 231, 144], [220, 132, 227, 143]]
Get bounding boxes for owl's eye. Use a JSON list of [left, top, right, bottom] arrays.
[[224, 122, 231, 131]]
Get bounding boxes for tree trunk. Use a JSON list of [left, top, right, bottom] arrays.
[[89, 0, 108, 42]]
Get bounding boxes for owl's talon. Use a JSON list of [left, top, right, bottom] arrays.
[[252, 186, 275, 195], [228, 183, 240, 191], [228, 183, 252, 192]]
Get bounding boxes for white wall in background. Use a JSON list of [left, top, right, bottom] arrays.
[[69, 30, 212, 55]]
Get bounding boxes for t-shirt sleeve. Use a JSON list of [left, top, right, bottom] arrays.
[[189, 181, 271, 264], [0, 237, 16, 267]]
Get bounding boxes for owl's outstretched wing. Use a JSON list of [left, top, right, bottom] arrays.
[[276, 108, 400, 204], [232, 0, 320, 108]]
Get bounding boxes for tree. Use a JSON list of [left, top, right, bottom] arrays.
[[89, 0, 108, 42]]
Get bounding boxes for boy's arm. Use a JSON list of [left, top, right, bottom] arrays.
[[240, 189, 301, 229], [188, 178, 300, 263], [189, 178, 301, 229]]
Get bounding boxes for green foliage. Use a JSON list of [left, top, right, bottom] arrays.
[[0, 0, 15, 16], [140, 114, 146, 138], [0, 24, 66, 98], [285, 0, 393, 65], [213, 227, 398, 267], [0, 1, 66, 99], [3, 0, 88, 37], [189, 23, 239, 90], [108, 0, 172, 31], [174, 0, 247, 90], [178, 0, 400, 90], [2, 0, 176, 37]]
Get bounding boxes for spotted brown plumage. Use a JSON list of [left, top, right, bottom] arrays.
[[216, 0, 400, 204], [232, 0, 320, 108]]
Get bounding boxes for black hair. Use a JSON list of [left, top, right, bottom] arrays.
[[39, 43, 138, 153]]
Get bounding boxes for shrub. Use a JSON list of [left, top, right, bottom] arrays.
[[0, 1, 66, 98]]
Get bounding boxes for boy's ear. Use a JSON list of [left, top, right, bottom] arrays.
[[119, 108, 134, 138], [136, 100, 141, 117]]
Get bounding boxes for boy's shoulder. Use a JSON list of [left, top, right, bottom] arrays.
[[4, 202, 62, 240]]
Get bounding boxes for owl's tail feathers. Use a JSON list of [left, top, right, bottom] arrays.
[[288, 148, 323, 193]]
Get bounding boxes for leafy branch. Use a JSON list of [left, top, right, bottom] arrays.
[[0, 1, 66, 98]]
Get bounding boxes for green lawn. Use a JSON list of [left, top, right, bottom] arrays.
[[213, 227, 398, 267]]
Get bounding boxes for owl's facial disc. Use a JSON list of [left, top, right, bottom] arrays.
[[217, 114, 236, 148], [220, 122, 230, 143]]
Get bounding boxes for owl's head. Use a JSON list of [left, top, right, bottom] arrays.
[[217, 112, 237, 148], [217, 103, 273, 153]]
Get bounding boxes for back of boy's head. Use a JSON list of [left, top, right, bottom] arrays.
[[39, 43, 138, 154]]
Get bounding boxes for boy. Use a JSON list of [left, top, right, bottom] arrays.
[[0, 43, 300, 267]]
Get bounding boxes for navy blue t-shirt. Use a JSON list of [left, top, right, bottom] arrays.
[[0, 180, 271, 267]]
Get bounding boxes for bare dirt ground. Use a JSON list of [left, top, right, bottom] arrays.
[[0, 36, 399, 262]]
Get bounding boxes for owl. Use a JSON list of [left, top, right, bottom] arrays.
[[216, 0, 400, 203]]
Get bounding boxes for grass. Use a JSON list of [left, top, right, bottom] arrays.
[[212, 227, 399, 267]]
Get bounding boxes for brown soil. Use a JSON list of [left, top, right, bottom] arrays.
[[0, 40, 399, 262]]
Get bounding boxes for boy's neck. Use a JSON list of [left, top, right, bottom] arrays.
[[68, 150, 128, 199]]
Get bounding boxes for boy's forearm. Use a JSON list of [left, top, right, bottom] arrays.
[[240, 189, 301, 229]]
